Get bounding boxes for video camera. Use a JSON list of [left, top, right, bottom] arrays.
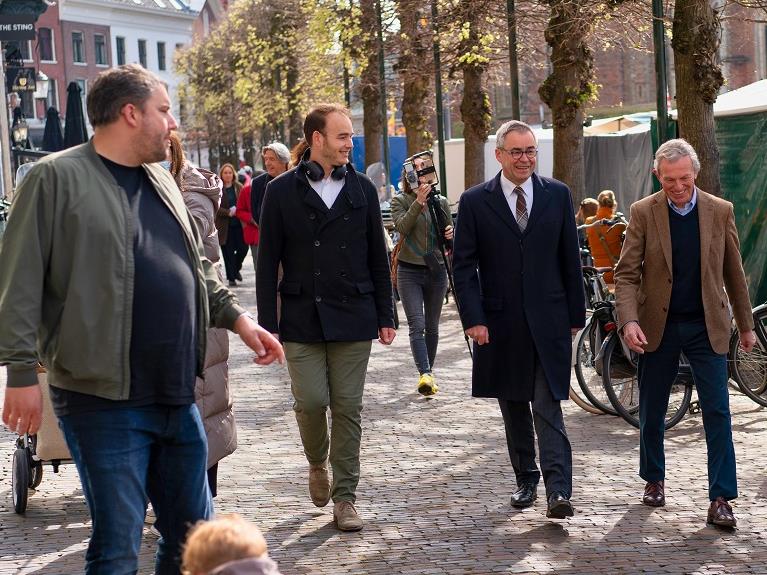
[[403, 151, 439, 192]]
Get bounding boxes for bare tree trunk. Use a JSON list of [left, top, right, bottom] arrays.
[[460, 65, 490, 189], [538, 0, 595, 205], [397, 0, 433, 157], [285, 53, 303, 146], [360, 0, 382, 169], [672, 0, 723, 196], [242, 134, 255, 168], [457, 3, 491, 189]]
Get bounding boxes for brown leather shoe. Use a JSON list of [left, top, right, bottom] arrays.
[[642, 481, 665, 507], [707, 497, 736, 528], [309, 460, 331, 507]]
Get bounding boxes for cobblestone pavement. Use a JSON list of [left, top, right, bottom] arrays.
[[2, 261, 767, 574]]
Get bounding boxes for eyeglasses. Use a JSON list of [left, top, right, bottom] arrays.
[[499, 147, 538, 160]]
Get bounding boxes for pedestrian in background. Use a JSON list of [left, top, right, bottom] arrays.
[[0, 64, 284, 575], [217, 163, 248, 286], [575, 197, 598, 249], [257, 104, 395, 532], [168, 133, 236, 500], [452, 119, 585, 520], [585, 190, 621, 282], [391, 174, 453, 396], [236, 142, 290, 282], [614, 138, 755, 528]]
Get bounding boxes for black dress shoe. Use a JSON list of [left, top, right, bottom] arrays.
[[642, 481, 665, 507], [546, 492, 574, 519], [228, 280, 237, 287], [510, 483, 537, 508], [236, 272, 243, 281]]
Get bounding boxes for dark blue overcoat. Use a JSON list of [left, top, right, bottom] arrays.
[[452, 172, 586, 401]]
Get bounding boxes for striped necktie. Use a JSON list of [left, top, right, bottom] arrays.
[[514, 186, 528, 232]]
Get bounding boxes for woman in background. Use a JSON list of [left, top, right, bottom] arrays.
[[168, 133, 237, 499], [391, 173, 453, 397], [216, 163, 248, 286]]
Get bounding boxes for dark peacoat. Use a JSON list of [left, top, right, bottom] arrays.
[[256, 167, 394, 342], [452, 172, 586, 401]]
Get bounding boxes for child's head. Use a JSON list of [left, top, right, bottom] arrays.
[[182, 514, 267, 575]]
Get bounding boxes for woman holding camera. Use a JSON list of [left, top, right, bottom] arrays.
[[391, 177, 453, 396]]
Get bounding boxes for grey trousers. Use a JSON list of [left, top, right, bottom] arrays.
[[498, 361, 572, 498], [284, 340, 372, 503]]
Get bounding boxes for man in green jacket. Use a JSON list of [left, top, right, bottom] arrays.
[[0, 65, 283, 575]]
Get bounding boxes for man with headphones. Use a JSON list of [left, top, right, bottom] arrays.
[[256, 103, 396, 532]]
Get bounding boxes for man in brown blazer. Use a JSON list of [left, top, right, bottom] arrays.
[[614, 138, 755, 529]]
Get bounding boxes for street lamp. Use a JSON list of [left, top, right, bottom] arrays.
[[11, 114, 28, 148], [34, 71, 49, 100]]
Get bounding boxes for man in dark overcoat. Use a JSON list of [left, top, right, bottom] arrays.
[[452, 120, 586, 519], [256, 103, 395, 532]]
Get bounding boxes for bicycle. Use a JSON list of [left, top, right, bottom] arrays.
[[570, 260, 617, 415], [600, 327, 695, 429], [729, 301, 767, 407]]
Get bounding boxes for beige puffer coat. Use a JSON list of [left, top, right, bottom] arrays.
[[180, 163, 237, 468]]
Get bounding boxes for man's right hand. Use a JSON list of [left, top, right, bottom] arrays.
[[622, 321, 648, 354], [465, 325, 489, 345], [2, 384, 43, 435]]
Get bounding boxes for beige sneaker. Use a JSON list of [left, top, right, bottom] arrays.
[[309, 460, 331, 507], [333, 500, 364, 532]]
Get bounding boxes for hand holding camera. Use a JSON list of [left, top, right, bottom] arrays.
[[415, 183, 431, 206]]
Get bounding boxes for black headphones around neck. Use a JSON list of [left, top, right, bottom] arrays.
[[300, 148, 347, 182]]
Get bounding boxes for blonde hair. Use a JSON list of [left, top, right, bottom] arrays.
[[597, 190, 616, 208], [182, 514, 267, 575]]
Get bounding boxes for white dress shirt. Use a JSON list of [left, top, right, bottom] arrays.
[[500, 173, 534, 218], [308, 176, 345, 210]]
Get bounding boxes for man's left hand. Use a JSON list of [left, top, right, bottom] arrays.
[[234, 314, 285, 365], [739, 329, 757, 353], [378, 327, 396, 345], [444, 225, 454, 241], [571, 327, 581, 338]]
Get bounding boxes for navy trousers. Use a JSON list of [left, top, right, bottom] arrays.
[[638, 319, 737, 501]]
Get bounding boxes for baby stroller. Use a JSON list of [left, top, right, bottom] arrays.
[[12, 368, 73, 514]]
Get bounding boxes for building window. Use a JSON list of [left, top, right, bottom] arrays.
[[48, 79, 58, 110], [5, 40, 31, 62], [116, 36, 126, 66], [20, 91, 35, 119], [94, 34, 107, 65], [157, 42, 166, 71], [76, 79, 87, 112], [72, 31, 85, 63], [138, 39, 147, 68], [38, 27, 54, 62]]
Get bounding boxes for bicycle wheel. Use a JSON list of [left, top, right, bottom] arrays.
[[729, 328, 767, 407], [575, 319, 617, 415], [601, 331, 693, 429], [569, 384, 603, 414]]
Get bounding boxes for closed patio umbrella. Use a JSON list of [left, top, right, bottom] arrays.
[[41, 106, 64, 153], [63, 82, 88, 149]]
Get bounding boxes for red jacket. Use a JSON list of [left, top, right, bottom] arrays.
[[235, 182, 259, 245]]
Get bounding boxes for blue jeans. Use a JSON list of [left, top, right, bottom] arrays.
[[58, 404, 213, 575], [638, 319, 737, 500], [397, 263, 448, 375]]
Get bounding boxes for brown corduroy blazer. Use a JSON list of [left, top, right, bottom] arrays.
[[614, 189, 754, 354]]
